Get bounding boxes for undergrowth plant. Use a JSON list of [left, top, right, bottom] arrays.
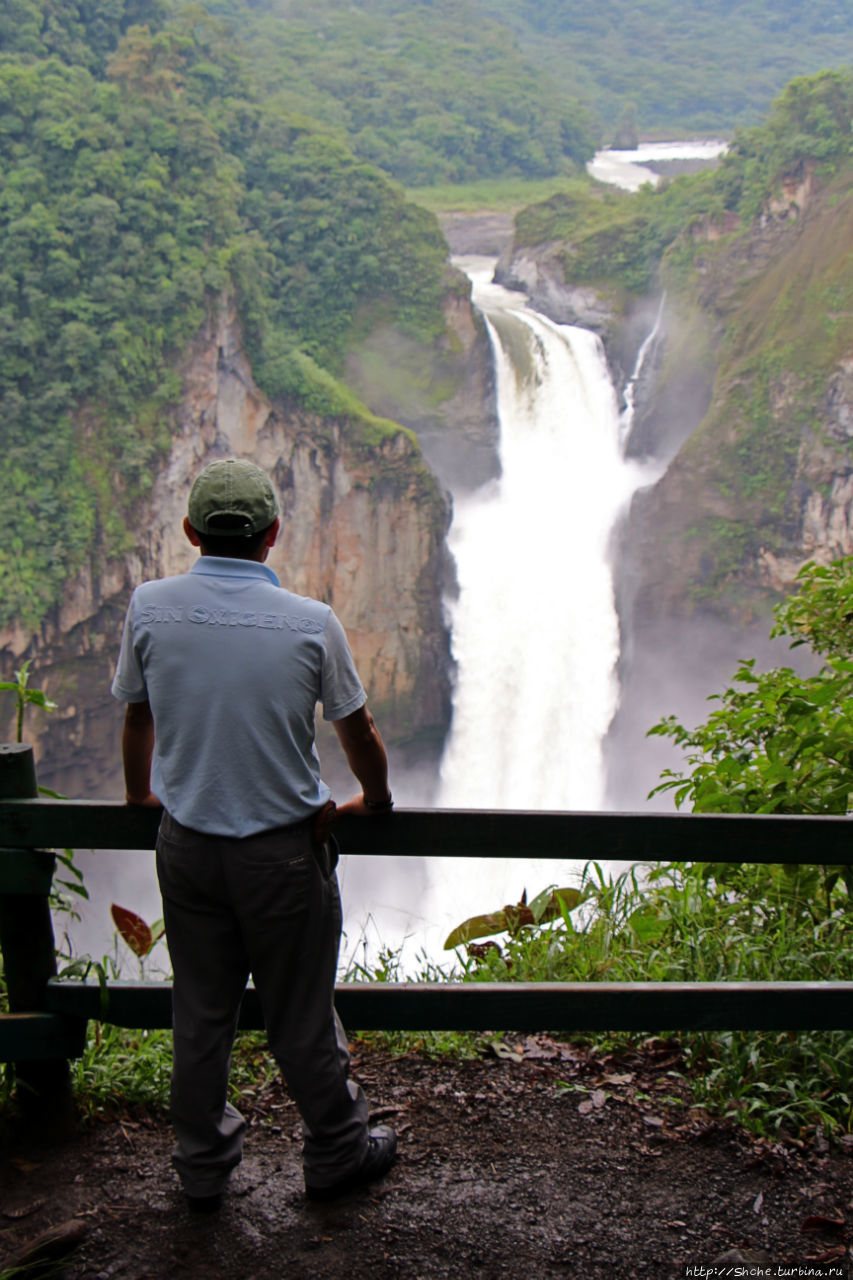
[[435, 856, 853, 1138]]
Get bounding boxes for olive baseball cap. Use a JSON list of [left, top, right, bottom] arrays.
[[187, 459, 279, 537]]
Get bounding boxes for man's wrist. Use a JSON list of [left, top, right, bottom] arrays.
[[363, 791, 393, 812]]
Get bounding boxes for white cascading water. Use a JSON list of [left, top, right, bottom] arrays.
[[620, 292, 665, 449], [422, 258, 659, 948]]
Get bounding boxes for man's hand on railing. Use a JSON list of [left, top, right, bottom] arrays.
[[336, 792, 394, 818]]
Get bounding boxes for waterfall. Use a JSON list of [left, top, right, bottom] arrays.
[[422, 259, 657, 949], [620, 292, 665, 450], [437, 259, 650, 813]]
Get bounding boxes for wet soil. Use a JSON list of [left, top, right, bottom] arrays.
[[2, 1036, 853, 1279]]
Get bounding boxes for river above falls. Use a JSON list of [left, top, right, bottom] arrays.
[[588, 139, 728, 191]]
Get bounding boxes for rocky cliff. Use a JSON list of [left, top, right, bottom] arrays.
[[0, 299, 459, 798], [621, 163, 853, 629], [607, 162, 853, 806], [493, 233, 672, 406], [492, 157, 853, 622]]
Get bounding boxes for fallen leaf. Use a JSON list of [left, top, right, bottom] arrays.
[[521, 1037, 560, 1060], [753, 1191, 764, 1214], [370, 1105, 405, 1121], [490, 1041, 523, 1063], [801, 1213, 845, 1233]]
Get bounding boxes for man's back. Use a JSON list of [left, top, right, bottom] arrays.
[[113, 555, 364, 836]]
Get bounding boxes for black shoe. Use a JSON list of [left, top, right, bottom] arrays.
[[187, 1192, 223, 1213], [305, 1125, 398, 1202]]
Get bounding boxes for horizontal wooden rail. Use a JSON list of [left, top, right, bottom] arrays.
[[1, 800, 851, 864], [2, 799, 853, 1074], [43, 978, 853, 1033]]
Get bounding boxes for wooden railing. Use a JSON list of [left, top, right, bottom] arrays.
[[2, 741, 852, 1123], [3, 773, 845, 1044]]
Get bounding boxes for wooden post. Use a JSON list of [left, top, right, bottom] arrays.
[[0, 744, 77, 1136]]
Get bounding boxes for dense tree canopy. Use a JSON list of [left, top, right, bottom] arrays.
[[481, 0, 853, 135], [204, 0, 599, 185], [0, 1, 449, 630]]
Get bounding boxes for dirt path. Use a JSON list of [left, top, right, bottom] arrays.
[[2, 1038, 852, 1279]]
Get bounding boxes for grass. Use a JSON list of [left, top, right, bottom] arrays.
[[404, 173, 592, 215]]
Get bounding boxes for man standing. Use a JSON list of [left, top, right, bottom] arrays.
[[111, 458, 397, 1208]]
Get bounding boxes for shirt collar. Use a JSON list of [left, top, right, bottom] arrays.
[[190, 557, 280, 587]]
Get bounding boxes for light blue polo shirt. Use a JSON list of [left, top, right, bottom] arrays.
[[111, 558, 366, 837]]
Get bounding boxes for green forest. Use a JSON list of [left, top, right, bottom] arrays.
[[481, 0, 853, 135], [0, 1, 452, 631]]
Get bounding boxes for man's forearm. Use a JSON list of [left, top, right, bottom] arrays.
[[334, 706, 391, 805], [122, 701, 157, 804]]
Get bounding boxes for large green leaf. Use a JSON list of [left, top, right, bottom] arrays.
[[443, 887, 582, 950]]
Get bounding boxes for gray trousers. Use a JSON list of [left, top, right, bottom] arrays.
[[155, 811, 368, 1198]]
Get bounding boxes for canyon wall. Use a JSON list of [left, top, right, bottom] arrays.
[[621, 166, 853, 629], [0, 298, 465, 797]]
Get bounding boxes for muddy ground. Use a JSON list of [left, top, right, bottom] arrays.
[[2, 1036, 853, 1280]]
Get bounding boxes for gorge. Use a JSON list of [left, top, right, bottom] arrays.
[[3, 60, 853, 967]]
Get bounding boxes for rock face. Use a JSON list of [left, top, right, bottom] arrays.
[[494, 241, 616, 336], [0, 301, 453, 797], [620, 171, 853, 629], [605, 169, 853, 807]]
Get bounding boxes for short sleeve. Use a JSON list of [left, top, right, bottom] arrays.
[[110, 594, 148, 703], [320, 610, 366, 721]]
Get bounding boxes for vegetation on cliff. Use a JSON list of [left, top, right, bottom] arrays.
[[662, 71, 853, 607], [0, 1, 449, 631], [514, 69, 853, 297]]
